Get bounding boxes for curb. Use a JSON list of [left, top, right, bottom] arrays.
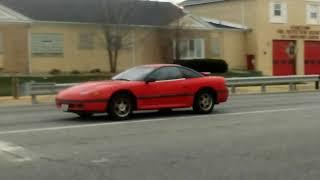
[[0, 95, 55, 107]]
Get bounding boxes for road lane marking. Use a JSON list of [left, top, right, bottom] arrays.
[[0, 106, 319, 136], [91, 157, 110, 164], [0, 141, 32, 162]]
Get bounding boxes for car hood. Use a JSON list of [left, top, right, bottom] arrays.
[[67, 80, 127, 91], [57, 80, 129, 99]]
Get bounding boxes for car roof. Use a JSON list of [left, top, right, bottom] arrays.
[[141, 64, 181, 68]]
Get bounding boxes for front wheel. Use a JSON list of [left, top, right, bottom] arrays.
[[193, 90, 215, 114], [108, 94, 133, 120]]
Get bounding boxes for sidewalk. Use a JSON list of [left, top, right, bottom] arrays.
[[0, 95, 55, 107]]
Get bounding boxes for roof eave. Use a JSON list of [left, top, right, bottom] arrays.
[[31, 20, 223, 32], [0, 3, 32, 21], [180, 0, 224, 7], [31, 20, 180, 29]]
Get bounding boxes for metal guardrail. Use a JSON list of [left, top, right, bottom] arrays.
[[23, 82, 78, 104], [22, 75, 320, 104], [227, 75, 320, 94]]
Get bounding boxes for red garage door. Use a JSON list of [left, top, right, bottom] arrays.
[[273, 40, 296, 76], [304, 41, 320, 75]]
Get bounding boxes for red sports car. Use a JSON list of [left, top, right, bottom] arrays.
[[56, 64, 229, 120]]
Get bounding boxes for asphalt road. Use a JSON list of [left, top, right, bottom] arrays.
[[0, 92, 320, 180]]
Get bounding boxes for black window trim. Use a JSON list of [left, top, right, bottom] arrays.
[[178, 66, 204, 79], [145, 66, 186, 82]]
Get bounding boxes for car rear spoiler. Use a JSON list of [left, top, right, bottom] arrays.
[[201, 72, 211, 76]]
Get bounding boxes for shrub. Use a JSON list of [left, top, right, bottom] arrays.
[[49, 69, 62, 75], [174, 59, 228, 73], [71, 70, 80, 74], [89, 68, 102, 74]]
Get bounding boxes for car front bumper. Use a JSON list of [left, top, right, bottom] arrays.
[[56, 98, 108, 113], [217, 89, 229, 103]]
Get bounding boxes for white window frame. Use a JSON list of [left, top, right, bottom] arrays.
[[173, 39, 205, 60], [306, 2, 320, 24], [269, 1, 288, 23]]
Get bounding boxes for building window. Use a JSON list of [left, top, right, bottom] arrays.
[[269, 1, 287, 23], [173, 39, 204, 59], [274, 3, 282, 16], [79, 33, 94, 49], [307, 4, 320, 24], [31, 33, 64, 55]]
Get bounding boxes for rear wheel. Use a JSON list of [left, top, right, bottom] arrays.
[[108, 94, 133, 120], [193, 90, 215, 114]]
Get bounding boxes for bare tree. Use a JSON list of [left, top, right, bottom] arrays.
[[172, 17, 187, 61], [100, 0, 184, 72], [158, 14, 187, 63], [100, 0, 141, 73]]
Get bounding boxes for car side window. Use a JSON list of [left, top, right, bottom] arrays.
[[179, 67, 203, 79], [148, 67, 183, 81]]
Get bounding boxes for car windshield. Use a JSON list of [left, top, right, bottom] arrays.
[[112, 66, 156, 81]]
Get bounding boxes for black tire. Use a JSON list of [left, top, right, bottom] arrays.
[[76, 112, 93, 119], [108, 93, 133, 120], [193, 90, 215, 114]]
